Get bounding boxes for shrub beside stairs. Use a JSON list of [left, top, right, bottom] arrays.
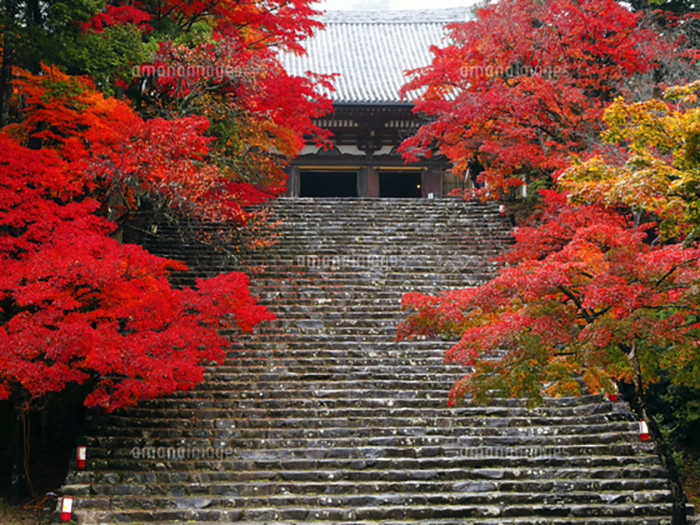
[[61, 198, 696, 524]]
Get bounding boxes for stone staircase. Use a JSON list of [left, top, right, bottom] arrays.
[[61, 198, 692, 524]]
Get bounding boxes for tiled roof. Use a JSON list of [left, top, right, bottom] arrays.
[[282, 8, 472, 105]]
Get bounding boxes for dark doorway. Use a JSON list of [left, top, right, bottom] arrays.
[[300, 171, 358, 197], [380, 171, 422, 198]]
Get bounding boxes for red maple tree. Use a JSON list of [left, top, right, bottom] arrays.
[[399, 0, 655, 197], [0, 135, 274, 412], [0, 0, 335, 413], [398, 191, 698, 523], [9, 65, 276, 229]]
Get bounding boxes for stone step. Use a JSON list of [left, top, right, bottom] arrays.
[[67, 478, 672, 498], [200, 365, 465, 376], [214, 356, 459, 366], [101, 399, 635, 420], [218, 345, 461, 356], [219, 349, 458, 358], [197, 371, 466, 382], [135, 395, 619, 411], [68, 464, 669, 488], [219, 341, 463, 351], [69, 517, 680, 525], [135, 394, 469, 410], [161, 386, 458, 399], [83, 450, 665, 474], [209, 361, 458, 371], [81, 420, 641, 442], [121, 400, 630, 419], [248, 281, 479, 288], [240, 318, 409, 329], [85, 444, 653, 467], [70, 491, 677, 513], [190, 380, 614, 397], [221, 336, 455, 344], [92, 416, 640, 436], [65, 502, 681, 523], [84, 426, 642, 449]]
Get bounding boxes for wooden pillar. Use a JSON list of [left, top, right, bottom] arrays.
[[367, 167, 379, 198], [422, 168, 443, 198], [358, 167, 379, 197], [285, 166, 300, 197], [357, 168, 367, 197]]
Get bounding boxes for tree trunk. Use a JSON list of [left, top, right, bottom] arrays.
[[625, 342, 687, 525], [26, 0, 40, 26], [9, 407, 28, 501], [0, 0, 18, 128]]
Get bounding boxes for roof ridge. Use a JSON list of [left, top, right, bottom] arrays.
[[318, 8, 473, 24]]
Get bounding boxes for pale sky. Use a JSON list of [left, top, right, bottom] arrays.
[[315, 0, 478, 10]]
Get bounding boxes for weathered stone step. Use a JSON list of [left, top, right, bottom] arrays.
[[202, 365, 464, 376], [94, 412, 639, 432], [218, 351, 457, 362], [215, 356, 458, 367], [267, 210, 506, 216], [247, 252, 505, 261], [137, 394, 615, 410], [198, 371, 465, 382], [245, 278, 491, 289], [102, 401, 635, 422], [202, 367, 463, 380], [162, 386, 456, 400], [264, 216, 509, 224], [87, 420, 642, 445], [81, 419, 641, 442], [264, 218, 509, 225], [218, 345, 461, 356], [68, 478, 672, 499], [67, 464, 669, 488], [246, 282, 485, 292], [164, 236, 510, 252], [190, 379, 468, 392], [84, 451, 665, 475], [137, 394, 465, 410], [71, 490, 676, 514], [130, 399, 628, 421], [82, 517, 680, 525], [188, 381, 620, 401], [211, 360, 458, 370], [235, 266, 502, 276], [240, 250, 506, 258], [233, 316, 403, 326], [65, 502, 680, 523], [225, 339, 447, 347], [223, 336, 456, 346], [224, 332, 431, 341], [246, 232, 510, 240], [105, 517, 686, 525], [220, 341, 462, 352], [85, 427, 642, 451], [87, 444, 654, 469]]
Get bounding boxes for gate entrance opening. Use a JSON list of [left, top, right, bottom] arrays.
[[379, 171, 422, 198], [300, 171, 358, 197]]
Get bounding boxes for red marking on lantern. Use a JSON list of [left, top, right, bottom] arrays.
[[77, 446, 86, 469], [60, 497, 73, 521], [639, 420, 650, 441]]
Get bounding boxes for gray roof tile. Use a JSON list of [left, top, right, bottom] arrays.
[[282, 8, 473, 104]]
